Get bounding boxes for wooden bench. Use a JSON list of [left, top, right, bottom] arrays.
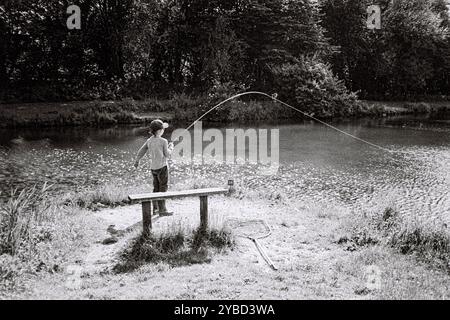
[[129, 187, 230, 235]]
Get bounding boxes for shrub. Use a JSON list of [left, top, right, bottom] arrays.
[[272, 55, 358, 118], [226, 100, 285, 122]]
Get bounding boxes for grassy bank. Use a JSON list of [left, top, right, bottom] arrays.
[[340, 198, 450, 274], [0, 184, 97, 292], [0, 100, 173, 128], [1, 180, 449, 299], [1, 96, 449, 128]]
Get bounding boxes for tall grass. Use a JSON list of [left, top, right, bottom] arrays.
[[0, 184, 90, 290], [0, 183, 54, 256], [387, 212, 450, 270], [342, 202, 450, 273], [61, 183, 136, 210]]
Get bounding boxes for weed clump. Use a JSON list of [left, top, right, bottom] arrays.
[[61, 183, 133, 210], [342, 204, 450, 272], [114, 225, 235, 273], [388, 215, 450, 270]]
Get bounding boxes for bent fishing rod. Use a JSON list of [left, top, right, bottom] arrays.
[[170, 91, 402, 155]]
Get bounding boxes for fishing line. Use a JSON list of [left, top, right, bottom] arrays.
[[168, 90, 412, 195], [172, 91, 404, 155], [165, 92, 414, 266]]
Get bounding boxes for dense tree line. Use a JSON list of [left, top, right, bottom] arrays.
[[320, 0, 450, 99], [0, 0, 449, 106]]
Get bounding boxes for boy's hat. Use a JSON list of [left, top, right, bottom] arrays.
[[150, 119, 169, 133]]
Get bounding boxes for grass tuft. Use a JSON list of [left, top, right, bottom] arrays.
[[60, 183, 148, 210], [113, 223, 235, 273], [387, 214, 450, 271], [341, 202, 450, 272]]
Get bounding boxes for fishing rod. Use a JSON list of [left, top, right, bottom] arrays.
[[170, 91, 401, 155]]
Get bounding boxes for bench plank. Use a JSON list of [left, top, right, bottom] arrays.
[[129, 187, 229, 201]]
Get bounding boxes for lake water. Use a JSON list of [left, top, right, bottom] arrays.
[[0, 114, 449, 219]]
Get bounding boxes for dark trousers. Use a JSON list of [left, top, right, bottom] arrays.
[[151, 165, 168, 212]]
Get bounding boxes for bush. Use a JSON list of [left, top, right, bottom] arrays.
[[272, 56, 358, 118], [226, 100, 285, 122], [171, 93, 209, 122]]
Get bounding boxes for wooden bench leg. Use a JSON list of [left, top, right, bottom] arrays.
[[142, 201, 152, 235], [199, 196, 208, 233]]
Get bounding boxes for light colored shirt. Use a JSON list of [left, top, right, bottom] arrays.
[[136, 136, 171, 170]]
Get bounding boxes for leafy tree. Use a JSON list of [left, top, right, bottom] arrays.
[[320, 0, 450, 98], [83, 0, 134, 80]]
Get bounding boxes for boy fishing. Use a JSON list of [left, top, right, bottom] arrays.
[[134, 119, 174, 216]]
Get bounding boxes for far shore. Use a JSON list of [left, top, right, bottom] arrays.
[[1, 99, 449, 129]]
